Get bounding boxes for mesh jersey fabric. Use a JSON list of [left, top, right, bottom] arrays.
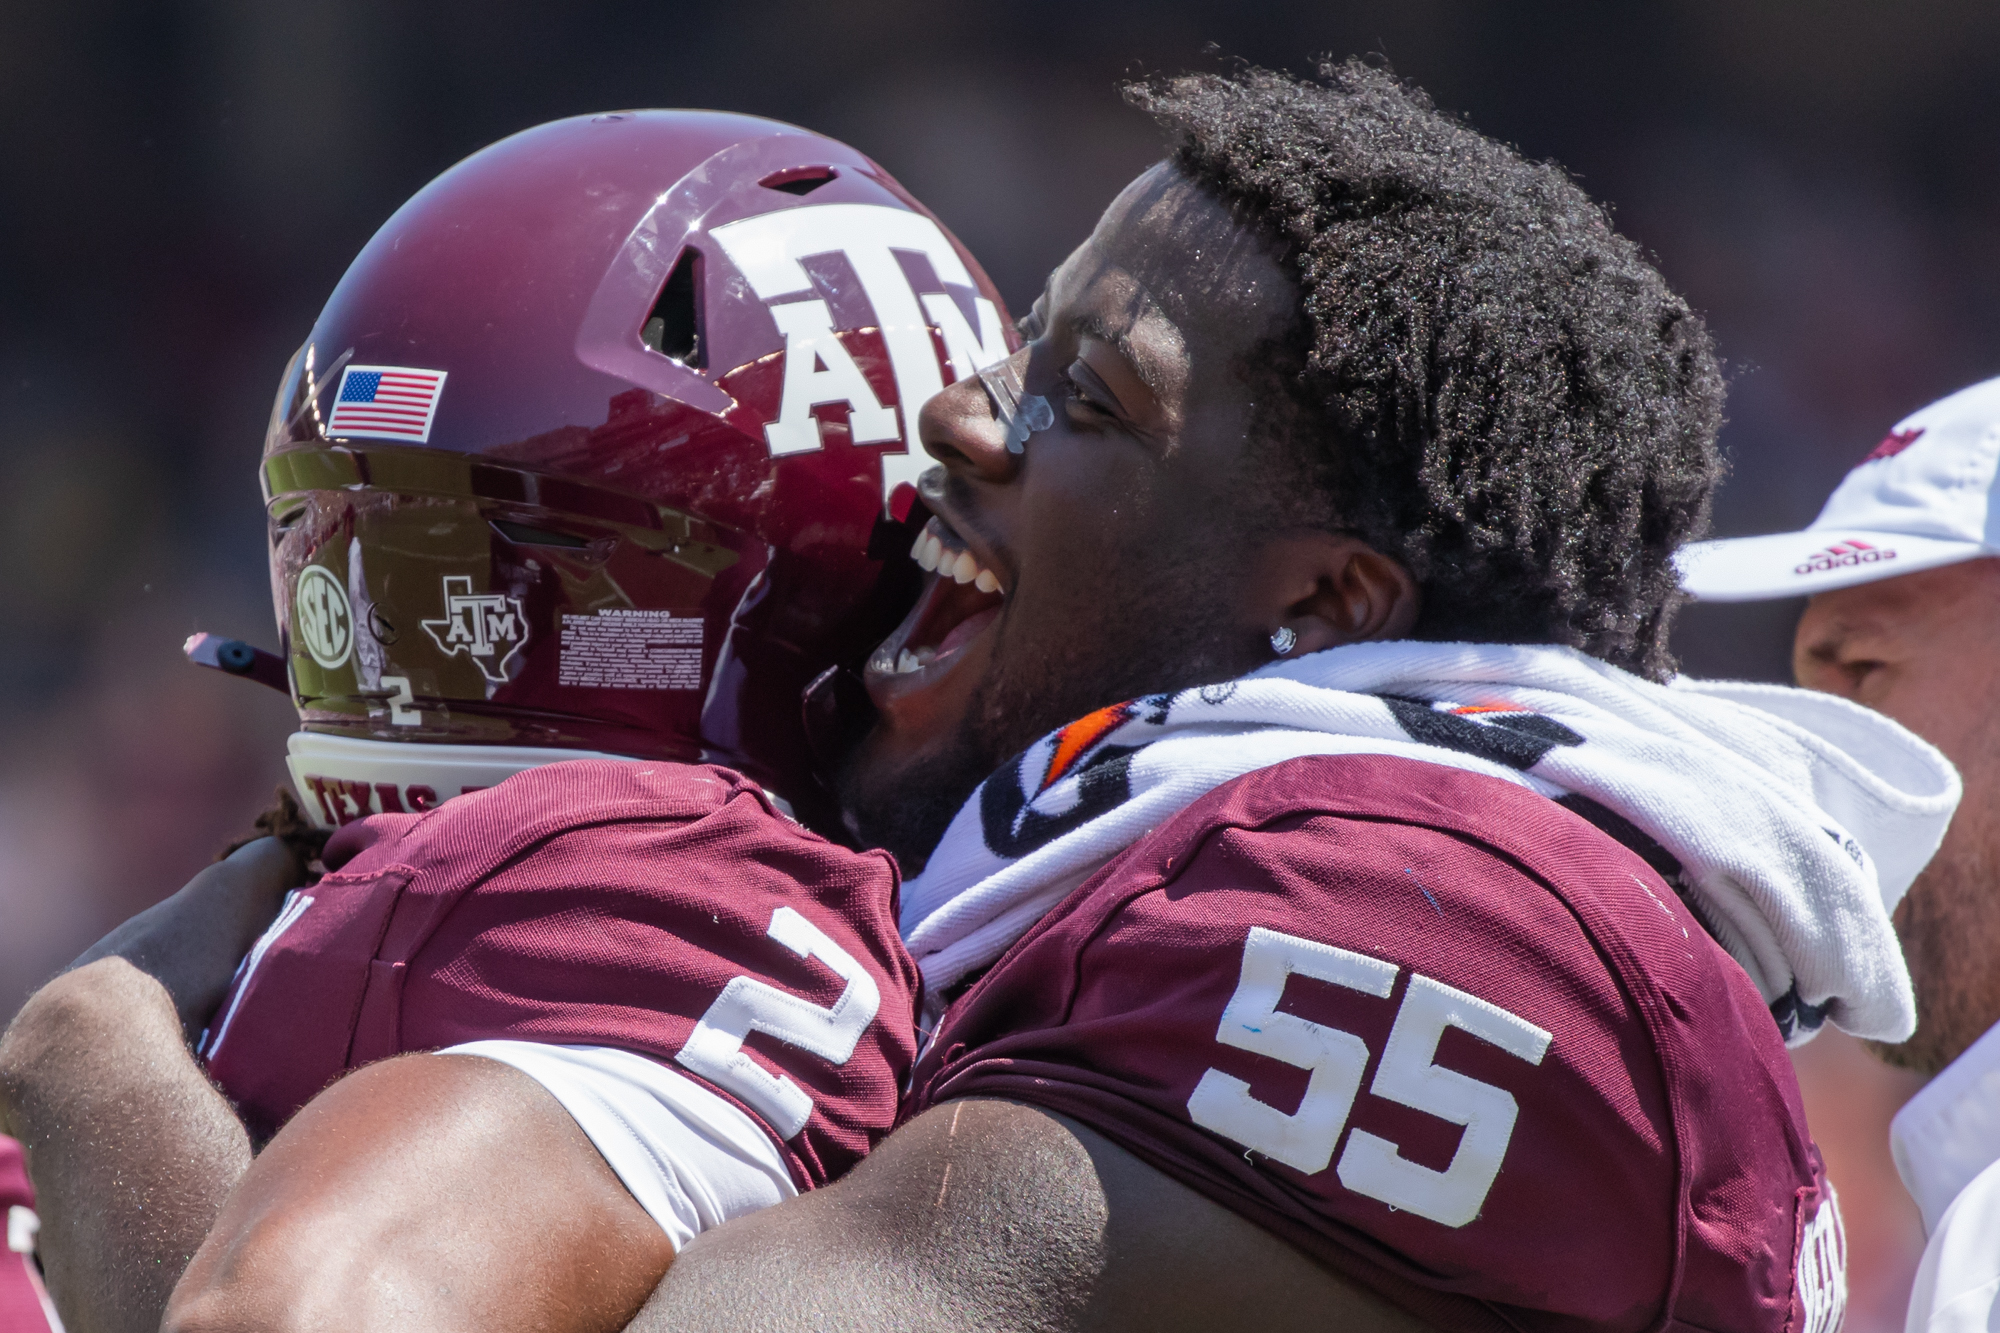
[[907, 754, 1839, 1333], [202, 759, 918, 1192]]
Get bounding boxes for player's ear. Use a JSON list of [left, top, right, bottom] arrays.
[[1253, 532, 1421, 657]]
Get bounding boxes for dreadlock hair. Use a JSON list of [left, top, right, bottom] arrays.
[[1125, 59, 1723, 680]]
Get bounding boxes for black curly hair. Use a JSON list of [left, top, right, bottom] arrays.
[[1125, 59, 1724, 680]]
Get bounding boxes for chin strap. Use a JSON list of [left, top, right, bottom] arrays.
[[185, 632, 291, 695]]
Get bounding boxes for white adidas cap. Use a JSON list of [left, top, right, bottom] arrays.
[[1678, 375, 2000, 601]]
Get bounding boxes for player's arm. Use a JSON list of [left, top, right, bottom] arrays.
[[154, 1059, 1423, 1333], [161, 1052, 672, 1333], [166, 768, 915, 1333], [634, 1095, 1434, 1333], [0, 838, 304, 1333]]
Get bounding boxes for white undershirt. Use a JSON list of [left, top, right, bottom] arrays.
[[1891, 1020, 2000, 1333], [443, 1041, 796, 1250]]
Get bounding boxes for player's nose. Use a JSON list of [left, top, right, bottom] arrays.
[[919, 355, 1024, 485]]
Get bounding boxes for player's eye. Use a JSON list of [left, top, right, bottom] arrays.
[[1800, 637, 1890, 700], [1838, 657, 1887, 694], [1060, 359, 1119, 420]]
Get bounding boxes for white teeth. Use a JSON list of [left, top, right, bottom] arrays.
[[880, 644, 939, 676], [909, 520, 1005, 596]]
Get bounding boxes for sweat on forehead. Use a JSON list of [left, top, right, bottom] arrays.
[[1066, 165, 1295, 363]]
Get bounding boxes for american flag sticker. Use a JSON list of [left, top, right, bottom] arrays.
[[326, 365, 447, 442]]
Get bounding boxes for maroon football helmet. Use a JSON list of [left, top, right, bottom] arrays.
[[218, 111, 1014, 831]]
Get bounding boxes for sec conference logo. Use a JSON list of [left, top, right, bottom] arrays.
[[294, 565, 354, 669]]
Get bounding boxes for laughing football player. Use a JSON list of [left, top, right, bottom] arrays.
[[5, 59, 1965, 1333]]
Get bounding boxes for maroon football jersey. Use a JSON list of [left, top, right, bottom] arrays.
[[908, 754, 1840, 1333], [0, 1135, 55, 1333], [203, 760, 918, 1189]]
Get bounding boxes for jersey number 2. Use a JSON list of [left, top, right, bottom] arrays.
[[1186, 925, 1550, 1227], [674, 907, 882, 1139]]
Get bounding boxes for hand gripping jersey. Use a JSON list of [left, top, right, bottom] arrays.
[[202, 760, 918, 1194], [907, 755, 1845, 1333]]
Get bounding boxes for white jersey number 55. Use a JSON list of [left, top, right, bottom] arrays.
[[1187, 925, 1551, 1228]]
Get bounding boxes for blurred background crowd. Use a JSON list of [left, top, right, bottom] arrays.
[[4, 2, 1998, 1326]]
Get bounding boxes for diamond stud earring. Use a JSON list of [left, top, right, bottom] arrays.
[[1269, 626, 1298, 656]]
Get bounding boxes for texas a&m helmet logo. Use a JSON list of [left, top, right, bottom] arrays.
[[421, 576, 529, 683], [709, 203, 1010, 508]]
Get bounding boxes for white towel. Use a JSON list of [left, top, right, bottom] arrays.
[[900, 641, 1960, 1045]]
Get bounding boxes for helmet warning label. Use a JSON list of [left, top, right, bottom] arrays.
[[559, 609, 703, 690]]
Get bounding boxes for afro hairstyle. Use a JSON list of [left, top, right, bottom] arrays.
[[1126, 59, 1725, 680]]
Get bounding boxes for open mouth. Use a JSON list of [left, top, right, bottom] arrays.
[[865, 516, 1006, 692]]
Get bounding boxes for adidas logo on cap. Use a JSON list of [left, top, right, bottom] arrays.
[[1677, 373, 2000, 602], [1794, 539, 1898, 577]]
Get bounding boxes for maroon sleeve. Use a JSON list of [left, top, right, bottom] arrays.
[[0, 1252, 52, 1333], [0, 1136, 30, 1217], [0, 1136, 55, 1333], [907, 755, 1833, 1333], [203, 760, 918, 1189]]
